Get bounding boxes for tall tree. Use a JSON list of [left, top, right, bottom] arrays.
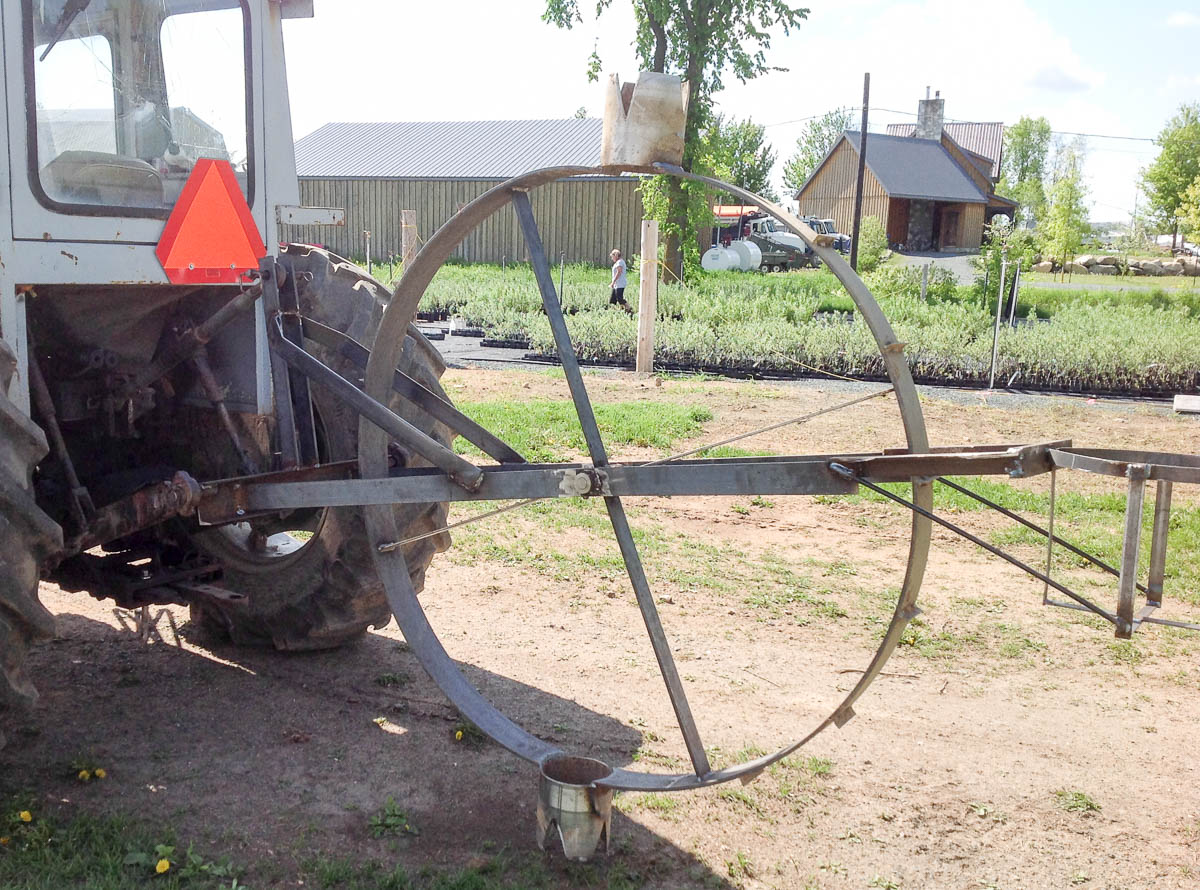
[[1044, 140, 1089, 269], [1141, 102, 1200, 249], [781, 106, 852, 194], [703, 114, 778, 200], [543, 0, 809, 278], [998, 115, 1051, 226], [1182, 173, 1200, 241]]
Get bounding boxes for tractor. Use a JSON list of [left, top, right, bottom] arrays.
[[1, 0, 454, 723], [4, 0, 1191, 863]]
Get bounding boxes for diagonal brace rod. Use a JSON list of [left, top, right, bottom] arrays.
[[267, 314, 483, 491], [935, 476, 1149, 595], [301, 317, 525, 464], [830, 463, 1117, 625], [513, 188, 710, 777]]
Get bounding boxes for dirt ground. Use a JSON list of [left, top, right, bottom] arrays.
[[4, 368, 1200, 889]]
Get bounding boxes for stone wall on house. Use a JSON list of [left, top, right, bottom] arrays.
[[906, 200, 935, 251]]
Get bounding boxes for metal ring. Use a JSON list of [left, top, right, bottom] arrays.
[[357, 165, 933, 791]]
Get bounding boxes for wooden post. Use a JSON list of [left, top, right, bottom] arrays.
[[849, 72, 870, 272], [636, 220, 659, 374], [400, 210, 417, 270]]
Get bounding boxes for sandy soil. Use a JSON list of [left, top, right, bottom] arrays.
[[3, 369, 1199, 889]]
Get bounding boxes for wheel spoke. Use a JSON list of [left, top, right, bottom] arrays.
[[512, 190, 710, 776]]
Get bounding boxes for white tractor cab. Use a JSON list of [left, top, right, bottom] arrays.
[[0, 0, 455, 697], [1, 0, 317, 415], [712, 206, 820, 272]]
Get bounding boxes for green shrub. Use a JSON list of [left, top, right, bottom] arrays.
[[856, 216, 889, 273]]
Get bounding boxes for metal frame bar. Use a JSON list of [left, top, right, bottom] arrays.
[[300, 317, 524, 464], [1147, 480, 1172, 606], [831, 463, 1118, 626], [513, 188, 711, 777], [277, 261, 320, 466], [936, 475, 1148, 595], [1115, 465, 1149, 639], [260, 260, 301, 468], [267, 313, 483, 490]]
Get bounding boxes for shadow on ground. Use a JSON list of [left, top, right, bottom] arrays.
[[1, 609, 733, 888]]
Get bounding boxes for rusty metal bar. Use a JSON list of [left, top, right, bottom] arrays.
[[1043, 469, 1056, 605], [193, 348, 259, 476], [117, 281, 264, 403], [514, 188, 710, 778]]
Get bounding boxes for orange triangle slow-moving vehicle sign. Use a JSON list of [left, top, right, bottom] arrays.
[[156, 159, 267, 284]]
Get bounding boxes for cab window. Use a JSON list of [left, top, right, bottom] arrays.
[[28, 0, 251, 215]]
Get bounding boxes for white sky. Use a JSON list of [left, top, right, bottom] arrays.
[[282, 0, 1200, 224]]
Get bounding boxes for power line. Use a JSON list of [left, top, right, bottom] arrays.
[[765, 106, 1156, 143]]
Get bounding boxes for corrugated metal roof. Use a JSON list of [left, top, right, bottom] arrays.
[[844, 131, 988, 204], [885, 122, 1004, 177], [295, 119, 609, 179]]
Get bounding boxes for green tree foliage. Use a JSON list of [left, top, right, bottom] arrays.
[[703, 114, 778, 200], [781, 107, 853, 194], [855, 216, 888, 274], [974, 220, 1042, 302], [1181, 174, 1200, 238], [542, 0, 809, 279], [1141, 102, 1200, 246], [998, 115, 1051, 226], [1044, 141, 1089, 267]]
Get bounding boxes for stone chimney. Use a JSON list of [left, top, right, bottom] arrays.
[[915, 89, 944, 140]]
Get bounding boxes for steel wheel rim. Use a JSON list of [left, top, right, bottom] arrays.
[[357, 165, 933, 790]]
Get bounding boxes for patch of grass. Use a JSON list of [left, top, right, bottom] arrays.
[[451, 399, 713, 462], [0, 798, 241, 890], [1054, 789, 1101, 814], [368, 797, 419, 838]]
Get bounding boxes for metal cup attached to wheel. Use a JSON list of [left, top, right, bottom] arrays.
[[536, 755, 614, 861]]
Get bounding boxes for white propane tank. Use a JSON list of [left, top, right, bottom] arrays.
[[701, 246, 736, 271], [729, 239, 762, 271]]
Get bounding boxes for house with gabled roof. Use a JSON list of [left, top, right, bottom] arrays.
[[794, 94, 1016, 251]]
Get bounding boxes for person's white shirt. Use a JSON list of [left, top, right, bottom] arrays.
[[611, 257, 628, 288]]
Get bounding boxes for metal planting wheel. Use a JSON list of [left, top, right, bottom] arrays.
[[355, 165, 934, 791]]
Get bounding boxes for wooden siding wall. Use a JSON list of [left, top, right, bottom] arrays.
[[959, 202, 985, 249], [940, 135, 994, 197], [796, 140, 890, 233], [283, 177, 644, 265]]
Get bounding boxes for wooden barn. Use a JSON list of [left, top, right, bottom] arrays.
[[795, 96, 1015, 251], [284, 118, 642, 265]]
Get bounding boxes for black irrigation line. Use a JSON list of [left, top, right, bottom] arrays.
[[518, 353, 1185, 402], [828, 463, 1117, 627]]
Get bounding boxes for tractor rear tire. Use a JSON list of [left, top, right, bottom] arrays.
[[189, 246, 454, 650], [0, 339, 62, 737]]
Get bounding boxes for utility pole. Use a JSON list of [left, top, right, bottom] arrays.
[[850, 73, 870, 272]]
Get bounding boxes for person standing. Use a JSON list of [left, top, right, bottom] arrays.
[[609, 248, 631, 311]]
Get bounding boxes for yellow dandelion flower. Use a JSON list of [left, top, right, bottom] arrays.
[[94, 768, 107, 779], [455, 730, 463, 741], [0, 836, 10, 846], [155, 858, 171, 874], [78, 769, 91, 781], [17, 811, 31, 823]]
